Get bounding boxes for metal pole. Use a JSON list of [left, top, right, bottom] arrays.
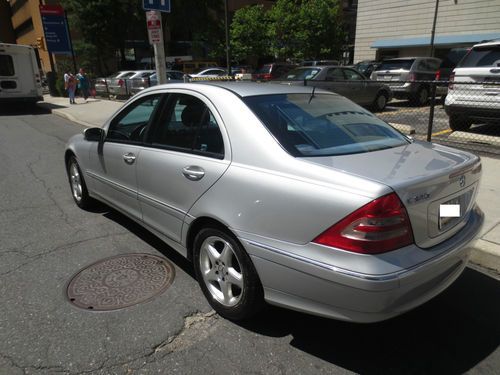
[[427, 82, 437, 142], [224, 0, 231, 75], [64, 10, 78, 72], [429, 0, 439, 57]]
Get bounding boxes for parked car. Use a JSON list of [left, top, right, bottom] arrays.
[[65, 82, 483, 323], [371, 57, 442, 105], [274, 66, 392, 111], [252, 63, 296, 81], [445, 40, 500, 131], [353, 60, 381, 78], [108, 70, 155, 96], [94, 71, 135, 96], [301, 60, 340, 66], [129, 70, 185, 95], [435, 48, 470, 97], [189, 68, 227, 79], [179, 61, 218, 74]]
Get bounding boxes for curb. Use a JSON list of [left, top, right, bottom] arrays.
[[470, 239, 500, 274], [51, 108, 95, 128]]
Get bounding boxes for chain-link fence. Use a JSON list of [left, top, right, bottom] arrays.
[[374, 79, 500, 156], [88, 76, 500, 156]]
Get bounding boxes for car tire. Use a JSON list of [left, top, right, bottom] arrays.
[[66, 156, 95, 209], [372, 92, 388, 112], [193, 227, 264, 321], [449, 115, 472, 131], [411, 86, 429, 106]]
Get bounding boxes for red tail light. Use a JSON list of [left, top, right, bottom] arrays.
[[118, 79, 124, 86], [435, 70, 441, 81], [313, 193, 414, 254], [408, 72, 416, 82], [448, 73, 455, 90], [263, 73, 272, 80]]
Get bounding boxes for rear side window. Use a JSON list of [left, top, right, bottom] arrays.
[[377, 59, 415, 71], [243, 94, 408, 157], [0, 55, 15, 76], [255, 65, 272, 74], [458, 45, 500, 67]]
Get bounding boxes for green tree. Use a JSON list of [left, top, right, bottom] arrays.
[[61, 0, 146, 74], [229, 5, 270, 63], [267, 0, 345, 61]]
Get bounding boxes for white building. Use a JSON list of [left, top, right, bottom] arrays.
[[354, 0, 500, 62]]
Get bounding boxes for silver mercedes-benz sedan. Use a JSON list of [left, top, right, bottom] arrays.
[[65, 82, 483, 323]]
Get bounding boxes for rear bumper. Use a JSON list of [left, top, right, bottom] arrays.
[[445, 104, 500, 123], [242, 205, 483, 323]]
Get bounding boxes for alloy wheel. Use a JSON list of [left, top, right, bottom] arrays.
[[199, 236, 244, 307]]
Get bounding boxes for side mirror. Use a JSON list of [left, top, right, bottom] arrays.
[[84, 127, 104, 142]]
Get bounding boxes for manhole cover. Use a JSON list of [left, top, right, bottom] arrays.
[[67, 254, 175, 311]]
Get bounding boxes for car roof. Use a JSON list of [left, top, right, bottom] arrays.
[[149, 81, 338, 98], [472, 40, 500, 48]]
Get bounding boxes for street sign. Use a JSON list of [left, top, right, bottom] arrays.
[[39, 5, 71, 54], [143, 0, 171, 13], [146, 11, 162, 44]]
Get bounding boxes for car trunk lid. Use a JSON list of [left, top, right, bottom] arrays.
[[303, 141, 481, 249]]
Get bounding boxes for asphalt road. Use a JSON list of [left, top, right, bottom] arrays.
[[1, 107, 500, 375]]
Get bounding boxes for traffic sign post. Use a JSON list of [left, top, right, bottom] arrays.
[[146, 11, 167, 85]]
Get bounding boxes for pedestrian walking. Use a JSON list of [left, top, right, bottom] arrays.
[[65, 72, 77, 104], [76, 68, 90, 101]]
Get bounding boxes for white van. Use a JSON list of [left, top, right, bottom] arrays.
[[0, 43, 43, 105]]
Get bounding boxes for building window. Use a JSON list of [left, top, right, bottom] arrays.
[[10, 0, 29, 15], [14, 18, 34, 38]]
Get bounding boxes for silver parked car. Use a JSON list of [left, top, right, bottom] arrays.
[[274, 66, 393, 111], [65, 82, 483, 323], [129, 70, 185, 95], [371, 57, 442, 106], [108, 70, 155, 96]]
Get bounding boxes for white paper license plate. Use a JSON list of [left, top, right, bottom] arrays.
[[439, 198, 462, 230]]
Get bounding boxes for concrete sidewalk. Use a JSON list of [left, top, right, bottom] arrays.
[[39, 94, 500, 274]]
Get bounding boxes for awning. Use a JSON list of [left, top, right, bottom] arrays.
[[371, 33, 500, 49]]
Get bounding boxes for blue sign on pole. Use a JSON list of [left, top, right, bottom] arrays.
[[143, 0, 171, 13], [40, 5, 72, 54]]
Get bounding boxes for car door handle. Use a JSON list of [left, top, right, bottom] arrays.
[[123, 153, 136, 164], [182, 166, 205, 181]]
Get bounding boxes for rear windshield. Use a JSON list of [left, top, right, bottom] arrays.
[[283, 68, 321, 80], [458, 45, 500, 68], [255, 65, 272, 74], [376, 59, 415, 71], [0, 55, 15, 76], [243, 94, 408, 157]]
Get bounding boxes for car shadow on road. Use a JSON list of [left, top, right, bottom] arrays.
[[0, 103, 54, 116], [94, 208, 500, 374], [239, 267, 500, 374], [101, 208, 196, 279]]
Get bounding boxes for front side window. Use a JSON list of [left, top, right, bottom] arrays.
[[243, 94, 408, 157], [343, 69, 364, 81], [107, 94, 161, 142], [0, 55, 15, 76], [326, 68, 344, 81], [150, 94, 224, 158]]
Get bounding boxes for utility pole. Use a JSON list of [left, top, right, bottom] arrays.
[[224, 0, 231, 75], [429, 0, 440, 57]]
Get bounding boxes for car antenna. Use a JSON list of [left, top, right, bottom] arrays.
[[308, 86, 316, 104]]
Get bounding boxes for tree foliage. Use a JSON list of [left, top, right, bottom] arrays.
[[230, 5, 269, 62], [231, 0, 345, 62]]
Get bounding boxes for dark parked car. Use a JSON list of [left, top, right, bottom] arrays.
[[252, 63, 296, 81], [353, 60, 381, 78], [274, 66, 392, 111], [435, 48, 469, 97], [371, 57, 442, 105]]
